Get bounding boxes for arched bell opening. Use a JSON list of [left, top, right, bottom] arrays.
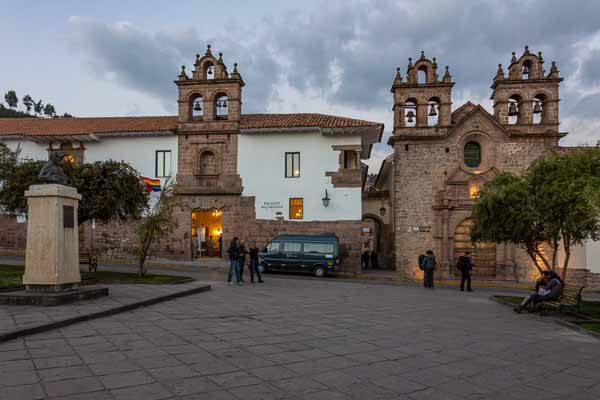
[[427, 97, 440, 127], [204, 62, 215, 80], [189, 94, 204, 121], [214, 94, 229, 120], [507, 95, 522, 125], [417, 66, 427, 84], [404, 98, 417, 128], [533, 94, 547, 124], [522, 60, 532, 80]]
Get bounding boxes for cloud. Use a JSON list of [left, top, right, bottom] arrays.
[[64, 1, 600, 169]]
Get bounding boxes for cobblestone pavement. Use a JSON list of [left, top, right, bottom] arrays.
[[0, 275, 598, 400]]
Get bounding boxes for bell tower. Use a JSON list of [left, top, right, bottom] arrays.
[[391, 51, 454, 135], [491, 46, 563, 141], [174, 45, 245, 194]]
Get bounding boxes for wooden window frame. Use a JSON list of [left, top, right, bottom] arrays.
[[285, 152, 301, 178], [289, 197, 304, 220], [155, 150, 172, 178]]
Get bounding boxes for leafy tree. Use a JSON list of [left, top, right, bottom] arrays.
[[471, 148, 600, 281], [43, 103, 56, 118], [60, 113, 74, 118], [0, 147, 149, 226], [4, 91, 18, 110], [22, 95, 34, 114], [33, 100, 43, 117], [135, 180, 177, 276]]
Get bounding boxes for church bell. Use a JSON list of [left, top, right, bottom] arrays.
[[193, 101, 202, 111], [406, 110, 415, 123], [533, 101, 542, 114], [428, 104, 438, 116], [508, 102, 519, 116]]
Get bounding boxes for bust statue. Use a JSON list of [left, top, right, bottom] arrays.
[[39, 152, 71, 185]]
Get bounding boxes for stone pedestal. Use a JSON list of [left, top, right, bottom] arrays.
[[23, 184, 82, 292]]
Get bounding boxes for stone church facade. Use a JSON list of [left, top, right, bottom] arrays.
[[388, 47, 564, 281]]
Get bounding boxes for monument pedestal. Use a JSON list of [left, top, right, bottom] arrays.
[[0, 184, 108, 305]]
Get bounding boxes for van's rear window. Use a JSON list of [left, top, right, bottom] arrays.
[[303, 243, 335, 254]]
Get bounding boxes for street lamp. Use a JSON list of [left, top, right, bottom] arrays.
[[322, 189, 331, 207]]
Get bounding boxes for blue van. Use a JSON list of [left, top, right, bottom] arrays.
[[259, 234, 340, 277]]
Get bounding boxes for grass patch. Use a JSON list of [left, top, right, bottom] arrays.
[[578, 322, 600, 334], [496, 296, 523, 306], [0, 265, 192, 288]]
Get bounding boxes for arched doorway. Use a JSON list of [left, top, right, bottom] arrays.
[[454, 218, 496, 278], [361, 214, 385, 269], [191, 209, 222, 258]]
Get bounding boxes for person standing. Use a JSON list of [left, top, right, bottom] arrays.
[[248, 241, 264, 283], [226, 237, 242, 285], [370, 250, 379, 270], [207, 236, 214, 257], [238, 240, 247, 283], [421, 250, 436, 288], [193, 229, 200, 258], [362, 249, 370, 270], [458, 251, 473, 292]]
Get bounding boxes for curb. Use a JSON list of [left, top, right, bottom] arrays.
[[556, 319, 600, 340], [0, 284, 211, 342]]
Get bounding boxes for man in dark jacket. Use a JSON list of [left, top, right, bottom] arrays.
[[421, 250, 436, 288], [227, 237, 242, 285], [248, 242, 264, 283], [238, 240, 247, 283], [458, 252, 473, 292]]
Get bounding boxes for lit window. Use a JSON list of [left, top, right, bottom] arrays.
[[289, 198, 303, 219], [62, 154, 75, 165], [464, 142, 481, 168], [469, 182, 480, 199], [285, 152, 300, 178], [156, 150, 172, 178]]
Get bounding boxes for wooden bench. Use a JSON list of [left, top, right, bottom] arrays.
[[540, 284, 584, 314], [79, 249, 98, 272]]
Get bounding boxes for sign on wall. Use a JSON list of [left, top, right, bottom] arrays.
[[260, 201, 283, 210]]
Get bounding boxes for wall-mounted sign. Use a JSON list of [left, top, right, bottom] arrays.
[[261, 201, 283, 210], [16, 214, 27, 224], [410, 225, 431, 233]]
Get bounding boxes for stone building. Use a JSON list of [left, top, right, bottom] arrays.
[[388, 47, 565, 281], [0, 46, 383, 271]]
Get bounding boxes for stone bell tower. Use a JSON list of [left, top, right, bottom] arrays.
[[491, 46, 563, 143], [175, 45, 244, 194]]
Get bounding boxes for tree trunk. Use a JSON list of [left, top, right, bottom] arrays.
[[526, 248, 544, 274], [532, 247, 552, 271], [561, 234, 571, 282], [551, 239, 559, 272]]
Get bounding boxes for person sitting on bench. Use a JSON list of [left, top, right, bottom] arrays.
[[514, 271, 563, 313]]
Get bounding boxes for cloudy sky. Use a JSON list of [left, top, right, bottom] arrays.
[[2, 0, 600, 171]]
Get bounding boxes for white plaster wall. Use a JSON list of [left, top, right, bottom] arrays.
[[84, 136, 178, 186], [238, 132, 362, 221], [2, 139, 48, 161], [586, 240, 600, 273]]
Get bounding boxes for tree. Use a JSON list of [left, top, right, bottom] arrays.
[[43, 103, 56, 118], [471, 148, 600, 281], [22, 95, 34, 114], [60, 113, 74, 118], [135, 179, 177, 276], [33, 100, 43, 117], [0, 147, 149, 226], [4, 91, 18, 110]]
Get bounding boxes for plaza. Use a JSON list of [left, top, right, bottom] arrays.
[[0, 271, 598, 399]]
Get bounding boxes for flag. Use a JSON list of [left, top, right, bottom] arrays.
[[141, 176, 161, 192]]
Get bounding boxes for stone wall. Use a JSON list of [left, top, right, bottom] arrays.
[[0, 215, 27, 255]]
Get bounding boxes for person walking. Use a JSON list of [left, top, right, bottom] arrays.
[[457, 251, 473, 292], [421, 250, 436, 288], [248, 241, 264, 283], [238, 240, 247, 283], [226, 237, 242, 285]]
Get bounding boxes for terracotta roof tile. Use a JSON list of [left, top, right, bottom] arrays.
[[0, 113, 382, 137]]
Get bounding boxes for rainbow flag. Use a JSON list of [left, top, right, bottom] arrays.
[[141, 176, 161, 192]]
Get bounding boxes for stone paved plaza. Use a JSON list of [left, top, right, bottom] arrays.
[[0, 275, 599, 400]]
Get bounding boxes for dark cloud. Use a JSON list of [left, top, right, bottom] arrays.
[[66, 0, 600, 149]]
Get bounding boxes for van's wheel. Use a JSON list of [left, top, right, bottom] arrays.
[[314, 266, 326, 278], [258, 263, 267, 273]]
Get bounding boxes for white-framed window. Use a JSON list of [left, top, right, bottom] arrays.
[[285, 152, 300, 178], [155, 150, 172, 178]]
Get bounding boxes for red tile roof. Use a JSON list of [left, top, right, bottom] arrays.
[[0, 113, 382, 137]]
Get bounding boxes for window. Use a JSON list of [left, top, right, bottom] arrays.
[[283, 242, 302, 253], [289, 198, 303, 219], [285, 152, 300, 178], [303, 242, 335, 254], [343, 151, 358, 169], [155, 150, 172, 177], [268, 241, 281, 252], [464, 142, 481, 168]]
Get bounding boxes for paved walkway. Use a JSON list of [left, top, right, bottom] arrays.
[[0, 274, 598, 399]]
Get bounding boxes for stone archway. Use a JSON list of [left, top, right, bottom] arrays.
[[453, 218, 497, 278]]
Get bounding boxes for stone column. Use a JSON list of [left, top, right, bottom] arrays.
[[23, 184, 82, 292]]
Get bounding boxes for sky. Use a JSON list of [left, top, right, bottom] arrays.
[[2, 0, 600, 172]]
